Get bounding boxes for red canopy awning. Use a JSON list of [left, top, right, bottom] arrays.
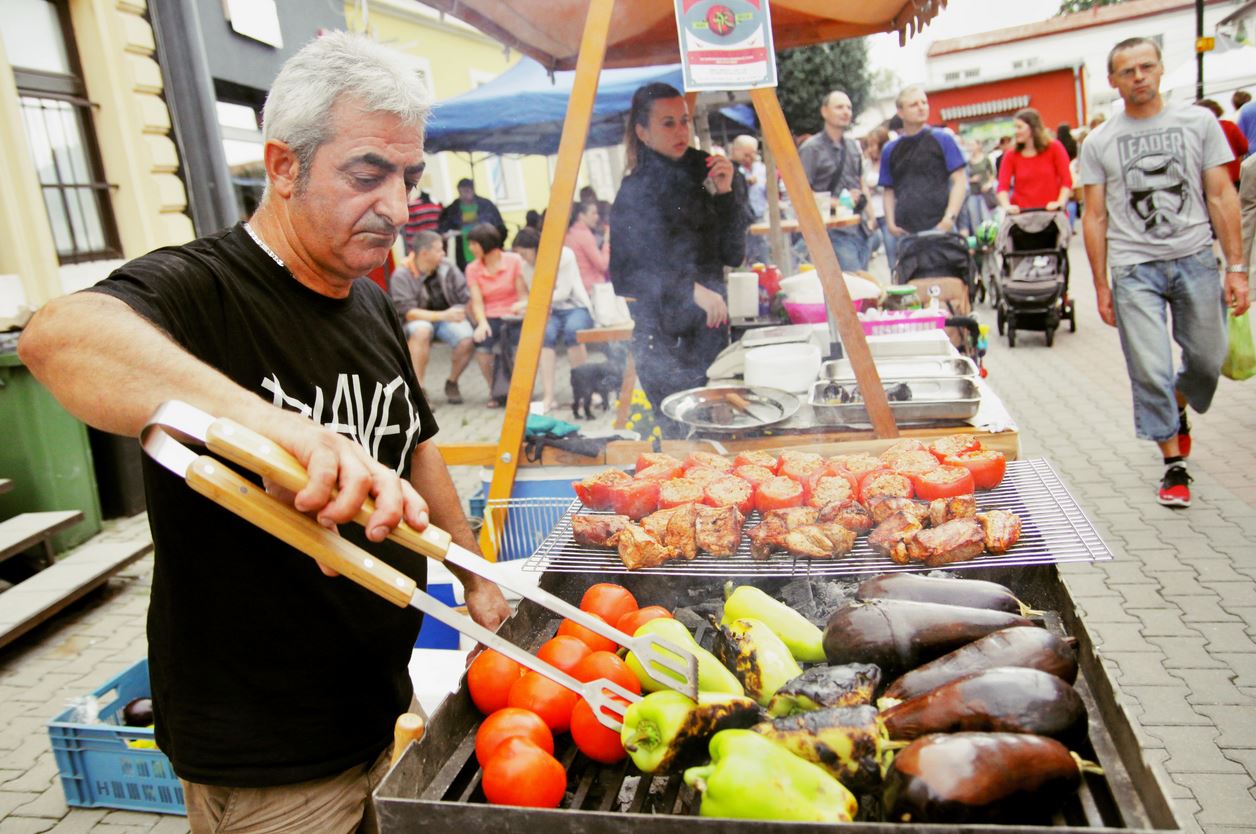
[[418, 0, 946, 70]]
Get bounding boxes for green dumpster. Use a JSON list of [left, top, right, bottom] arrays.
[[0, 351, 102, 553]]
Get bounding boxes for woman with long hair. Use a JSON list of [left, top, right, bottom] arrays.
[[609, 82, 748, 436], [862, 126, 897, 269], [996, 107, 1073, 214], [464, 223, 528, 406]]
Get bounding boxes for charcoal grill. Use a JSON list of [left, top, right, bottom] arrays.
[[375, 566, 1180, 833], [522, 459, 1113, 577]]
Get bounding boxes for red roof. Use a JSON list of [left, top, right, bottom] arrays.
[[928, 0, 1231, 57]]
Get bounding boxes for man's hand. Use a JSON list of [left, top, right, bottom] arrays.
[[1096, 283, 1117, 327], [706, 154, 734, 194], [1045, 201, 1062, 211], [1225, 271, 1251, 316], [445, 307, 467, 323], [1005, 205, 1022, 215], [936, 216, 955, 232], [464, 578, 511, 631], [886, 220, 903, 237], [693, 282, 728, 327]]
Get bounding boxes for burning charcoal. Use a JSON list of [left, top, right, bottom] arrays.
[[778, 579, 816, 616], [616, 775, 641, 811]]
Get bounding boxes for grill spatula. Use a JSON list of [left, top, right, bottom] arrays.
[[140, 400, 698, 701]]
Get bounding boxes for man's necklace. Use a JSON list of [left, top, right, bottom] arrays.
[[243, 222, 286, 269]]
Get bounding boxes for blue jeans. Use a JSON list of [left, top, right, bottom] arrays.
[[829, 226, 870, 271], [544, 306, 594, 347], [877, 217, 899, 272], [404, 317, 474, 346], [1111, 248, 1227, 443]]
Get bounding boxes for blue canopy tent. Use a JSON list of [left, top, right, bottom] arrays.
[[424, 58, 756, 155]]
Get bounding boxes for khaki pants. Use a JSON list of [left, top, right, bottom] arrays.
[[182, 747, 391, 834]]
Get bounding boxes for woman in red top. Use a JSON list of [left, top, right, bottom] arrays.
[[1195, 99, 1247, 188], [996, 108, 1072, 213], [465, 223, 528, 405]]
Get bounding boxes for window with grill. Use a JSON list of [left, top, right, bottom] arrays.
[[3, 0, 120, 263]]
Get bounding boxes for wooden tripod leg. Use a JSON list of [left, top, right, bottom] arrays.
[[479, 0, 616, 557], [749, 88, 898, 439]]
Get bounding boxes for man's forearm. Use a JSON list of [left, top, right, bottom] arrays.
[[1082, 211, 1109, 288], [408, 440, 491, 587], [407, 308, 446, 322], [945, 172, 967, 220], [1207, 186, 1244, 266], [18, 293, 279, 438]]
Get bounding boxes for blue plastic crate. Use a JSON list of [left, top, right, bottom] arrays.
[[47, 658, 185, 815]]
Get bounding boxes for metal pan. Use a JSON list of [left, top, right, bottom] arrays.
[[809, 377, 981, 425], [820, 355, 977, 382], [660, 385, 800, 433]]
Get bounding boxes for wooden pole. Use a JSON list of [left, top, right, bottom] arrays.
[[749, 88, 898, 439], [761, 140, 787, 270], [480, 0, 615, 557]]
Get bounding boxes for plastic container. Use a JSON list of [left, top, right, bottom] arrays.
[[48, 659, 185, 815], [744, 341, 822, 393], [784, 298, 869, 324], [858, 309, 947, 336]]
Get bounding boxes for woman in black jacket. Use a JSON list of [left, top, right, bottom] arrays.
[[609, 82, 748, 436]]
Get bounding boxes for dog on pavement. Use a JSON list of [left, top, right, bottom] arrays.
[[570, 345, 626, 420]]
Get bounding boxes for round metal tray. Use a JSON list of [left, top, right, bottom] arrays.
[[660, 385, 800, 433]]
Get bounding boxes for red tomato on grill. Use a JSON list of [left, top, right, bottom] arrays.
[[658, 478, 704, 509], [944, 449, 1007, 490], [828, 453, 882, 480], [683, 451, 734, 473], [570, 697, 629, 764], [579, 584, 638, 628], [733, 464, 776, 497], [481, 737, 567, 807], [572, 469, 630, 510], [615, 605, 672, 636], [535, 636, 592, 675], [733, 450, 779, 470], [928, 434, 982, 462], [507, 672, 580, 734], [557, 614, 619, 654], [570, 651, 641, 695], [607, 479, 659, 520], [635, 462, 685, 482], [910, 465, 976, 501], [859, 469, 915, 502], [880, 449, 941, 477], [755, 476, 805, 513], [777, 450, 825, 482], [635, 452, 681, 473], [703, 475, 754, 515], [467, 649, 524, 715], [475, 707, 554, 766], [806, 472, 857, 508], [682, 466, 726, 488]]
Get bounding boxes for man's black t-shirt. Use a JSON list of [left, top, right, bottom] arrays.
[[880, 127, 966, 233], [88, 224, 438, 787]]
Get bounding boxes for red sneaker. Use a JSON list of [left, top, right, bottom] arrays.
[[1157, 464, 1192, 508]]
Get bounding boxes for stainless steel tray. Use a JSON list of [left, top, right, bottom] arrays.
[[660, 385, 800, 433], [820, 355, 977, 382], [808, 376, 980, 425]]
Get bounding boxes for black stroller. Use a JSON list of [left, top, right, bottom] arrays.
[[893, 231, 982, 364], [992, 210, 1075, 347]]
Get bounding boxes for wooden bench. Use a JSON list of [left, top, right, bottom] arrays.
[[0, 533, 153, 650], [0, 510, 85, 569]]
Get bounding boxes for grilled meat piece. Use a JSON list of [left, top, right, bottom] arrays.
[[641, 506, 682, 541], [867, 495, 929, 525], [894, 517, 987, 567], [927, 494, 977, 527], [695, 504, 745, 557], [817, 499, 874, 534], [665, 502, 699, 560], [777, 522, 856, 559], [571, 514, 631, 548], [747, 507, 820, 560], [868, 511, 926, 562], [616, 523, 682, 570], [977, 510, 1022, 554]]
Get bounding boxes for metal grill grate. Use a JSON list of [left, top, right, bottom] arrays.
[[520, 458, 1113, 577]]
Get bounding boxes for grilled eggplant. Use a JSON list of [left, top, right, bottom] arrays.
[[881, 667, 1087, 741], [881, 626, 1078, 705], [855, 573, 1032, 616], [883, 732, 1097, 824], [767, 663, 881, 717], [823, 599, 1034, 678], [752, 705, 889, 791]]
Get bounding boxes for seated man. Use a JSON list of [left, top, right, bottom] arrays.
[[389, 230, 476, 404]]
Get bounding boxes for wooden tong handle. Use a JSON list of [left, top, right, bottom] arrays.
[[204, 419, 453, 561], [392, 713, 425, 765], [186, 456, 416, 607]]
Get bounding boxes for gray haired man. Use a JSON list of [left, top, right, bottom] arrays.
[[19, 32, 508, 832]]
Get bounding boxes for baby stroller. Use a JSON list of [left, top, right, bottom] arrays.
[[893, 231, 981, 362], [992, 210, 1075, 347]]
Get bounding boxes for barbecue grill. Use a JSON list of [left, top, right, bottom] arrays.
[[375, 566, 1180, 832], [521, 459, 1113, 577]]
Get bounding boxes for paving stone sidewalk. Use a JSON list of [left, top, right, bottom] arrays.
[[2, 238, 1253, 832]]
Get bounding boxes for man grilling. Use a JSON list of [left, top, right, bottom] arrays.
[[18, 32, 509, 833]]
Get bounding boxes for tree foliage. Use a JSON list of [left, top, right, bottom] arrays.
[[774, 39, 871, 136], [1057, 0, 1126, 15]]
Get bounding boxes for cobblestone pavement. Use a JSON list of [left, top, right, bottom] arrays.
[[1, 237, 1253, 832]]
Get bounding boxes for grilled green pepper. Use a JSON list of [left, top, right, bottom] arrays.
[[683, 729, 858, 822], [619, 690, 762, 774], [722, 583, 826, 662], [711, 616, 803, 707], [767, 663, 882, 717], [625, 617, 744, 696], [753, 704, 892, 792]]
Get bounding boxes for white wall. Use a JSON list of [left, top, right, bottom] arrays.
[[927, 2, 1242, 120]]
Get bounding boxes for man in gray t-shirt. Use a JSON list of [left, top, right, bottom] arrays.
[[1080, 37, 1249, 509]]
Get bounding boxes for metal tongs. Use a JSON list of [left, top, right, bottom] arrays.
[[140, 401, 699, 726]]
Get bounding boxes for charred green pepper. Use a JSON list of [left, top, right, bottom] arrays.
[[753, 704, 892, 792], [767, 663, 882, 717], [683, 729, 858, 822], [624, 617, 744, 696], [722, 583, 826, 662], [711, 616, 803, 706], [619, 690, 762, 774]]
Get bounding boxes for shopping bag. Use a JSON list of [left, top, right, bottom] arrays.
[[1221, 310, 1255, 381]]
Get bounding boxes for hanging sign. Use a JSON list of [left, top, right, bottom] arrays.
[[673, 0, 778, 91]]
